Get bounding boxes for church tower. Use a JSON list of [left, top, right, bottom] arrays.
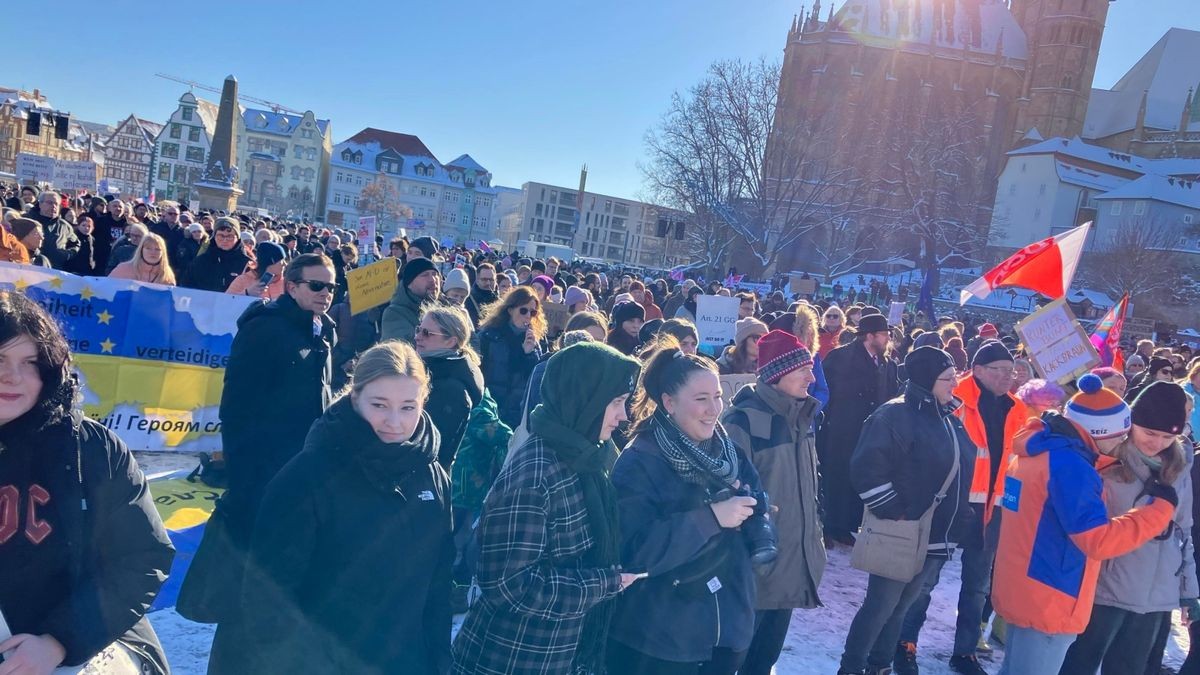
[[1014, 0, 1111, 140]]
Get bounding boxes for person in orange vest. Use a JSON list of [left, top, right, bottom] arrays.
[[892, 340, 1029, 675], [992, 375, 1177, 675]]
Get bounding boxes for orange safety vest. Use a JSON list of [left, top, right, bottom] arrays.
[[953, 375, 1030, 523]]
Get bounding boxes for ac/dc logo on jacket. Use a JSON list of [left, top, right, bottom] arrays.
[[0, 484, 52, 545]]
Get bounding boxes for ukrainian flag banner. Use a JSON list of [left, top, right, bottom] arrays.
[[0, 262, 257, 452]]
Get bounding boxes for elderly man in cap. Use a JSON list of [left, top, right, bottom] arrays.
[[380, 257, 440, 345], [819, 312, 899, 546], [892, 340, 1030, 675]]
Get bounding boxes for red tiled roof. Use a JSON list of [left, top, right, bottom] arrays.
[[346, 127, 438, 162]]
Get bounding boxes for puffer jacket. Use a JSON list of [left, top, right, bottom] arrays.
[[992, 413, 1176, 635], [722, 380, 825, 609], [849, 382, 976, 557], [1093, 438, 1198, 613], [423, 351, 485, 469]]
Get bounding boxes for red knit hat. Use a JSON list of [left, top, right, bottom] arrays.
[[756, 330, 814, 384], [978, 323, 999, 338]]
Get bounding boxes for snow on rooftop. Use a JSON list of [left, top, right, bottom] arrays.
[[1093, 173, 1200, 211], [830, 0, 1027, 59]]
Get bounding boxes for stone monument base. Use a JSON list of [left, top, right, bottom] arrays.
[[194, 181, 243, 214]]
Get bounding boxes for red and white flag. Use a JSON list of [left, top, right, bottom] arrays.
[[959, 222, 1091, 305]]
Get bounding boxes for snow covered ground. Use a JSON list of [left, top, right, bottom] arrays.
[[145, 544, 1191, 674], [136, 453, 1190, 674]]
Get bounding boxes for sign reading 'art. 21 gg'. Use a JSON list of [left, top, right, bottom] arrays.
[[1015, 298, 1100, 386]]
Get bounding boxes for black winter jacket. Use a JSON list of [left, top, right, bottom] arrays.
[[240, 398, 453, 675], [184, 243, 251, 292], [0, 411, 174, 672], [609, 430, 761, 662], [423, 352, 484, 469], [478, 323, 540, 430], [219, 293, 335, 536], [849, 382, 976, 557], [29, 211, 80, 270]]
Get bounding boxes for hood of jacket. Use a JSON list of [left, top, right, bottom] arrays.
[[1013, 412, 1102, 467], [424, 351, 484, 408]]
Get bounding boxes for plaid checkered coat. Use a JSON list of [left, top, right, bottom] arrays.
[[451, 436, 623, 675]]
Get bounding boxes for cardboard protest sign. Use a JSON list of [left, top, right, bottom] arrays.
[[695, 295, 741, 349], [1015, 298, 1100, 385], [719, 374, 756, 407], [347, 258, 398, 315], [888, 302, 905, 326], [543, 301, 570, 334], [789, 275, 819, 297]]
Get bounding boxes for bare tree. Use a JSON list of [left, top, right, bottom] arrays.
[[357, 173, 411, 232], [642, 58, 863, 277], [871, 94, 994, 269], [1082, 218, 1182, 308]]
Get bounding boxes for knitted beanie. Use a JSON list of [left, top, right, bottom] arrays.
[[612, 301, 645, 326], [1130, 381, 1188, 435], [444, 268, 470, 292], [531, 275, 555, 295], [905, 346, 956, 393], [1063, 374, 1132, 440], [401, 257, 438, 288], [9, 218, 39, 240], [972, 340, 1014, 368], [977, 323, 999, 338], [756, 330, 814, 384], [735, 317, 769, 347], [564, 285, 591, 308]]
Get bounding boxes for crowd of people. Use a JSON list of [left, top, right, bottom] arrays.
[[3, 183, 1200, 675]]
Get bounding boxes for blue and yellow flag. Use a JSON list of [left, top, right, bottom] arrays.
[[0, 262, 257, 452]]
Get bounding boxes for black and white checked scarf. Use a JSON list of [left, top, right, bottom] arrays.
[[651, 408, 740, 487]]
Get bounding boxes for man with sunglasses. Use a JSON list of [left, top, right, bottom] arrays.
[[893, 340, 1029, 675], [210, 253, 337, 670], [149, 200, 187, 269], [380, 257, 441, 345]]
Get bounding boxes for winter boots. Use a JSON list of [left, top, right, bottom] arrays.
[[892, 641, 919, 675]]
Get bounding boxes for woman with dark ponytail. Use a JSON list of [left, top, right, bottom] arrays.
[[607, 338, 764, 675]]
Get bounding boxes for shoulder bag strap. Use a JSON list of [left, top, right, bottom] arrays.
[[923, 417, 962, 519]]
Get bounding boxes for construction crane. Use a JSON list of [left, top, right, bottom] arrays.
[[154, 73, 305, 116]]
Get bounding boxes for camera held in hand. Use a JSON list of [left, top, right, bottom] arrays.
[[710, 485, 779, 567]]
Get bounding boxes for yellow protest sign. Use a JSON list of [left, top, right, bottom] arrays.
[[347, 258, 399, 315]]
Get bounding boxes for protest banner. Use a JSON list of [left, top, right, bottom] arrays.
[[543, 301, 570, 334], [16, 152, 55, 183], [347, 258, 398, 315], [356, 215, 377, 257], [719, 373, 755, 407], [888, 302, 906, 326], [789, 275, 819, 297], [695, 295, 741, 349], [0, 262, 257, 452], [53, 159, 98, 191], [1015, 298, 1100, 385]]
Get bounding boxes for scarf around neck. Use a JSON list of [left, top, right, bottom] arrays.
[[651, 408, 740, 487]]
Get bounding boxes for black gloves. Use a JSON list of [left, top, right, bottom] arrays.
[[1143, 479, 1179, 508]]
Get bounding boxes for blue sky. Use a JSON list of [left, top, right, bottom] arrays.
[[9, 1, 1197, 200]]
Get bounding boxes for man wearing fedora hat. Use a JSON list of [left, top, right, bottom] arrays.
[[819, 312, 899, 546]]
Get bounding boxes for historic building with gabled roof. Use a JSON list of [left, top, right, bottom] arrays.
[[102, 115, 163, 198], [151, 91, 220, 204], [236, 107, 332, 218]]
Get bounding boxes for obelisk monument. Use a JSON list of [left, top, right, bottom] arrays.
[[194, 75, 243, 213]]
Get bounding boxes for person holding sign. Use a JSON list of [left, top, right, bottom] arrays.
[[722, 331, 823, 675]]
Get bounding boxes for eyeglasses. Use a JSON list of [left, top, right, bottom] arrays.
[[300, 280, 336, 293], [980, 364, 1018, 377], [415, 327, 449, 339], [517, 306, 539, 316]]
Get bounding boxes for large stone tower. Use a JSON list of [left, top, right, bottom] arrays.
[[1013, 0, 1111, 140]]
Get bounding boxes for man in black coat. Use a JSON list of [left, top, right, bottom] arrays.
[[182, 219, 251, 292], [208, 253, 337, 673], [148, 201, 186, 271], [468, 262, 499, 326], [27, 190, 79, 270], [819, 313, 900, 545]]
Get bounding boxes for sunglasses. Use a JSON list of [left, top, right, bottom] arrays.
[[415, 327, 449, 339], [517, 306, 539, 317], [300, 280, 336, 293]]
